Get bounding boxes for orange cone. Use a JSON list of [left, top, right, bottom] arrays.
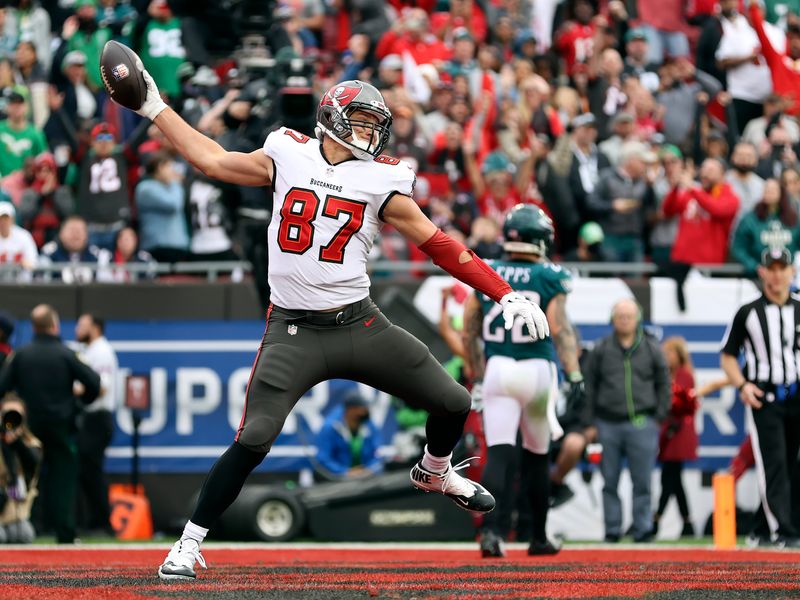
[[712, 473, 736, 549]]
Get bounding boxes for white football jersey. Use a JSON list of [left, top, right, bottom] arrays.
[[263, 127, 415, 310], [0, 225, 37, 266]]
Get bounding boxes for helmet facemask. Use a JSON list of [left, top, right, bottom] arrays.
[[315, 82, 393, 160]]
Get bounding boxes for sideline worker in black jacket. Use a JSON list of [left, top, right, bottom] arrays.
[[0, 304, 101, 544], [584, 298, 670, 542]]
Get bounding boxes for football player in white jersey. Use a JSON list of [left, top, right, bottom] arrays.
[[114, 55, 550, 580]]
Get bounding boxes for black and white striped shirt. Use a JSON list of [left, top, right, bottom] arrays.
[[721, 294, 800, 385]]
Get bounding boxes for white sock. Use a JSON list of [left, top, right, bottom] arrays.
[[181, 520, 209, 544], [421, 445, 452, 474]]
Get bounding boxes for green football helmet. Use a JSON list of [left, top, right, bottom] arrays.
[[502, 204, 554, 256]]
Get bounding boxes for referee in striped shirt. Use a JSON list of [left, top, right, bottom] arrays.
[[720, 247, 800, 547]]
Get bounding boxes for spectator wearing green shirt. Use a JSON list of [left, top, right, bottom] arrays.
[[61, 0, 112, 93], [731, 178, 800, 276], [135, 0, 185, 100], [0, 92, 47, 177], [764, 0, 800, 26]]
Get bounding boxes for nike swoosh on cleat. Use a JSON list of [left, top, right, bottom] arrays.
[[364, 317, 376, 327]]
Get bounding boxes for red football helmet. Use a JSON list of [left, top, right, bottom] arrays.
[[315, 80, 393, 160]]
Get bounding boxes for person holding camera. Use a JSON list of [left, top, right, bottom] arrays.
[[0, 394, 41, 543], [721, 247, 800, 548], [0, 304, 101, 543]]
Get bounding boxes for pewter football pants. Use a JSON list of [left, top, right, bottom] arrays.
[[236, 299, 471, 456]]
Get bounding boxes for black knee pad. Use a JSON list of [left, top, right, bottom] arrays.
[[441, 383, 471, 415], [237, 415, 285, 454]]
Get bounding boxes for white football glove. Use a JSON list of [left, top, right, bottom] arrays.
[[134, 57, 168, 121], [470, 382, 483, 412], [500, 291, 550, 341]]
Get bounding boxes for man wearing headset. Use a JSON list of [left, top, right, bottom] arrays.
[[583, 298, 670, 542]]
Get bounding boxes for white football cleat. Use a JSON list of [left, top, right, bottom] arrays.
[[157, 538, 207, 581], [410, 458, 495, 513]]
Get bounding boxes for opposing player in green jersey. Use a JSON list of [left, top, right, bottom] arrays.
[[464, 205, 584, 558]]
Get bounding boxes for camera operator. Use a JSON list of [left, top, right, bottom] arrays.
[[0, 304, 101, 544], [0, 394, 41, 544]]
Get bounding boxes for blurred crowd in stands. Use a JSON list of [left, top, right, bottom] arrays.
[[1, 0, 800, 294]]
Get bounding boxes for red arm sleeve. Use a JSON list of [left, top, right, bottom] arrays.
[[419, 229, 513, 303]]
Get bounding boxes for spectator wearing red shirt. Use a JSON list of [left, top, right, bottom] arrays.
[[430, 0, 488, 45], [749, 3, 800, 116], [637, 0, 690, 64], [554, 0, 596, 78], [653, 336, 699, 539], [662, 158, 740, 265], [374, 9, 452, 66]]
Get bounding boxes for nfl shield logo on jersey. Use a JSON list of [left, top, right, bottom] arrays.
[[288, 324, 298, 336]]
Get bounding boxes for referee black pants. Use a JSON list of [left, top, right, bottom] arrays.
[[748, 400, 800, 538]]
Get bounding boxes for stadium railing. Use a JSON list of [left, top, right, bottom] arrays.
[[0, 260, 748, 282]]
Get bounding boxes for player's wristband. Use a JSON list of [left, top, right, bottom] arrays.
[[419, 229, 512, 303], [738, 381, 747, 392]]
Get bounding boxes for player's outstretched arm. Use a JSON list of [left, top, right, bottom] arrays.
[[154, 109, 272, 187], [383, 194, 549, 340], [133, 68, 272, 187]]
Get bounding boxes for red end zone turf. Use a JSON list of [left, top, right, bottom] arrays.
[[1, 546, 799, 599]]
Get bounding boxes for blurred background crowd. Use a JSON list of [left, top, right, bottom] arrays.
[[2, 0, 800, 299]]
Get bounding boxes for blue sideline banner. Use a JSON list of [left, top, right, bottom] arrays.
[[87, 320, 740, 474], [97, 320, 401, 474]]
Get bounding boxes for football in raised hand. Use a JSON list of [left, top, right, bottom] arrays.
[[99, 40, 147, 111]]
